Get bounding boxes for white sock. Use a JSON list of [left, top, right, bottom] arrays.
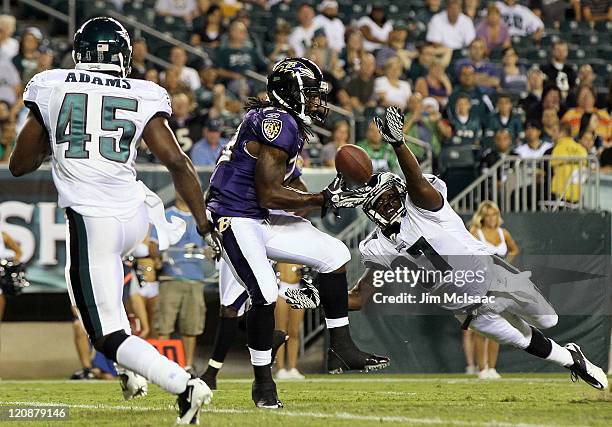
[[249, 348, 271, 366], [325, 317, 349, 329], [546, 340, 574, 367], [116, 336, 190, 394], [208, 359, 223, 369]]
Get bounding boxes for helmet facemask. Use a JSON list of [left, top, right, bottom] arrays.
[[362, 173, 407, 231]]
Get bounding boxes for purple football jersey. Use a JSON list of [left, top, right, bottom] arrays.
[[207, 107, 304, 218]]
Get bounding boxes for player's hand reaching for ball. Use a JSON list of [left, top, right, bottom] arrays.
[[321, 174, 371, 217], [374, 106, 405, 148]]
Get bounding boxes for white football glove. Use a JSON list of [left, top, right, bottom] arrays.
[[284, 276, 320, 309], [321, 174, 371, 217], [202, 230, 222, 262], [373, 106, 405, 148]]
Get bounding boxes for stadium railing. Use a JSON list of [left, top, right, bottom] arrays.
[[16, 0, 77, 36], [451, 155, 601, 214]]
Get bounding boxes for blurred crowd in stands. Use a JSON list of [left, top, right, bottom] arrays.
[[0, 0, 610, 189]]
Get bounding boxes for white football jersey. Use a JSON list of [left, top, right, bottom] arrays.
[[23, 69, 172, 218], [496, 2, 544, 37], [360, 174, 496, 310]]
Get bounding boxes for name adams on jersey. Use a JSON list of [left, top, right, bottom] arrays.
[[23, 68, 172, 219]]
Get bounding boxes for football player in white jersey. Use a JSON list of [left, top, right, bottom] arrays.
[[9, 17, 213, 423], [345, 106, 608, 391]]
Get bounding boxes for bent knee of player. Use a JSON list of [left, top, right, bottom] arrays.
[[532, 314, 558, 330], [319, 239, 351, 274]]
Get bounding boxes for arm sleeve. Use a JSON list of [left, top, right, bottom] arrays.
[[144, 84, 173, 125], [23, 71, 49, 129], [256, 112, 300, 157], [359, 232, 393, 270]]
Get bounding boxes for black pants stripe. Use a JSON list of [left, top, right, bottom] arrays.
[[66, 208, 103, 341]]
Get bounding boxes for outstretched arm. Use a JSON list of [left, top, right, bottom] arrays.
[[255, 144, 324, 210], [143, 116, 210, 233], [375, 107, 442, 211], [9, 111, 50, 177]]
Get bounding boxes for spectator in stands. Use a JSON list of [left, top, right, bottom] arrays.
[[448, 93, 483, 146], [516, 121, 553, 157], [567, 65, 597, 108], [527, 85, 566, 127], [313, 1, 345, 53], [484, 93, 524, 147], [169, 92, 202, 156], [309, 29, 344, 81], [542, 107, 560, 145], [426, 0, 476, 51], [562, 86, 611, 144], [416, 0, 444, 26], [541, 41, 576, 99], [407, 43, 436, 82], [191, 4, 225, 49], [358, 120, 399, 173], [0, 58, 20, 106], [375, 23, 415, 74], [551, 122, 587, 203], [307, 45, 344, 105], [404, 95, 451, 161], [267, 22, 296, 65], [582, 0, 612, 22], [577, 127, 597, 155], [340, 29, 365, 77], [414, 58, 453, 108], [463, 0, 482, 20], [162, 46, 201, 91], [129, 39, 150, 80], [321, 120, 350, 167], [530, 0, 581, 27], [480, 129, 513, 175], [519, 66, 545, 115], [0, 15, 18, 61], [447, 65, 494, 122], [454, 38, 501, 94], [475, 4, 511, 53], [358, 4, 393, 52], [217, 20, 267, 97], [289, 3, 317, 58], [162, 66, 192, 97], [374, 57, 412, 109], [194, 68, 219, 114], [150, 192, 207, 376], [12, 27, 42, 83], [190, 119, 228, 166], [155, 0, 198, 23], [345, 53, 377, 110], [500, 47, 527, 96], [145, 68, 160, 85], [496, 0, 544, 42]]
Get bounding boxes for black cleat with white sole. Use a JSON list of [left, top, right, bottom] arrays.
[[176, 378, 213, 425], [327, 347, 390, 374], [252, 381, 283, 409], [565, 343, 609, 391]]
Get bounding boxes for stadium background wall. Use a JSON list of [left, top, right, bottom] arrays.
[[1, 169, 610, 373]]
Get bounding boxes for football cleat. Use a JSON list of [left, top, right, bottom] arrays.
[[271, 330, 289, 365], [565, 343, 608, 391], [176, 378, 213, 425], [117, 368, 148, 400], [252, 381, 283, 409], [327, 347, 390, 374]]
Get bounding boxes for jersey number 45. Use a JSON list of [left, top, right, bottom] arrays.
[[56, 93, 137, 163]]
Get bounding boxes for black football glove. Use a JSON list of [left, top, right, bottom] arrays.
[[373, 106, 405, 148], [321, 174, 371, 217]]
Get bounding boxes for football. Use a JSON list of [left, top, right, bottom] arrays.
[[335, 145, 373, 185]]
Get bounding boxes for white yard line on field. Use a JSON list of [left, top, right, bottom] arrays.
[[0, 400, 584, 427]]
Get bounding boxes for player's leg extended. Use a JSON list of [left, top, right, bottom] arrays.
[[214, 216, 282, 408], [201, 259, 248, 389], [265, 212, 390, 373], [65, 208, 211, 421]]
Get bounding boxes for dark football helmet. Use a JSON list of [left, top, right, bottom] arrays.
[[362, 172, 407, 230], [72, 17, 132, 78], [267, 58, 329, 125]]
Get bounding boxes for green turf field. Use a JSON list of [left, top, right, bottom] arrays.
[[0, 374, 610, 426]]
